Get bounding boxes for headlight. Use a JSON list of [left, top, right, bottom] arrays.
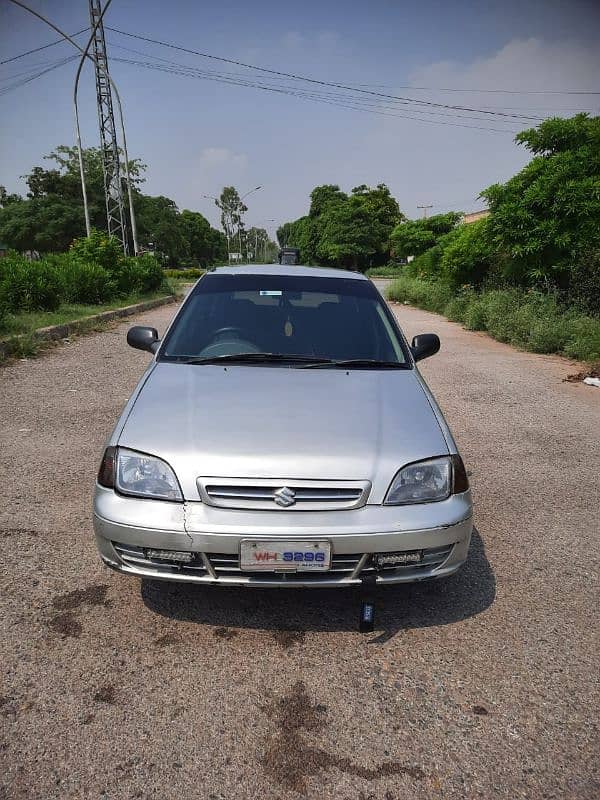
[[97, 447, 183, 501], [384, 455, 467, 505]]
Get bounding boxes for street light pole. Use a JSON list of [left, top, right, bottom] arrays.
[[238, 186, 261, 264]]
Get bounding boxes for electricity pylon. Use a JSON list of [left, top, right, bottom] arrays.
[[88, 0, 128, 253]]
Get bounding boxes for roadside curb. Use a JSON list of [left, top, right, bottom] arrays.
[[0, 294, 177, 360]]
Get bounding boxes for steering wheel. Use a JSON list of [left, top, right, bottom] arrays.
[[197, 325, 262, 358], [211, 326, 249, 341]]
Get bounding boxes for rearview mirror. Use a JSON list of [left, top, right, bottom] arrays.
[[411, 333, 440, 362], [127, 325, 160, 353]]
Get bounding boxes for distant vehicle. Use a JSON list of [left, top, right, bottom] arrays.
[[94, 264, 472, 588], [278, 247, 300, 265]]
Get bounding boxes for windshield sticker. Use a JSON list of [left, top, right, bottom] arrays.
[[260, 290, 282, 296]]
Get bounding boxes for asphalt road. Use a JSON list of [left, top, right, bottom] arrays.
[[1, 286, 599, 800]]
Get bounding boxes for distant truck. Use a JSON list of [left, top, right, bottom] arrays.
[[278, 247, 300, 265]]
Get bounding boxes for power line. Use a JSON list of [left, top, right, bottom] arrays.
[[353, 83, 600, 95], [107, 42, 596, 117], [0, 27, 89, 65], [0, 40, 520, 131], [105, 26, 543, 122], [0, 54, 78, 96], [111, 55, 521, 133]]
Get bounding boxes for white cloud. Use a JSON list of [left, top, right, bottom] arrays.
[[409, 38, 600, 106], [356, 37, 600, 219]]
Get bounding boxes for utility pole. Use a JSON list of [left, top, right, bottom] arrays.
[[417, 204, 433, 219], [89, 0, 128, 253]]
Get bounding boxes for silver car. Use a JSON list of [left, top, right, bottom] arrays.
[[93, 265, 472, 587]]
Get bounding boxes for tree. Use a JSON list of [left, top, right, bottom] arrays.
[[279, 183, 403, 269], [0, 145, 226, 264], [0, 186, 23, 207], [317, 199, 380, 268], [480, 114, 600, 289], [179, 210, 227, 266], [309, 184, 346, 218], [245, 226, 271, 261], [390, 212, 462, 260], [216, 186, 247, 256], [0, 196, 84, 252], [135, 195, 187, 264], [439, 218, 495, 287]]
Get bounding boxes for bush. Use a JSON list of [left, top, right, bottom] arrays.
[[568, 249, 600, 315], [462, 297, 487, 330], [387, 274, 452, 313], [0, 235, 169, 322], [481, 289, 524, 342], [133, 253, 164, 293], [564, 316, 600, 361], [0, 256, 62, 312], [445, 289, 475, 322], [69, 229, 122, 272], [60, 260, 116, 304], [387, 273, 600, 362], [528, 316, 571, 353]]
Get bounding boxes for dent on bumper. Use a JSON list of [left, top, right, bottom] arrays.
[[93, 487, 473, 587]]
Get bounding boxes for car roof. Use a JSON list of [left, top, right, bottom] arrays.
[[208, 264, 368, 280]]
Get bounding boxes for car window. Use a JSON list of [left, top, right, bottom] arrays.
[[160, 273, 408, 364]]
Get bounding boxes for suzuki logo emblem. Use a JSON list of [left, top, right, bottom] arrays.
[[273, 486, 296, 507]]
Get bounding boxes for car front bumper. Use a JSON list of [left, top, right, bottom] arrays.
[[93, 486, 473, 588]]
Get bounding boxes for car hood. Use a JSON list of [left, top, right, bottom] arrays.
[[118, 362, 449, 501]]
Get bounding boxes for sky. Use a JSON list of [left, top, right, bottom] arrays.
[[1, 0, 599, 239]]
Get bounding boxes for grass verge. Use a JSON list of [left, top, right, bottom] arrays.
[[0, 289, 170, 338], [387, 274, 600, 363], [0, 289, 175, 365]]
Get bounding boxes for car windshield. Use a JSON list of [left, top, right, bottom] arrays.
[[159, 273, 409, 366]]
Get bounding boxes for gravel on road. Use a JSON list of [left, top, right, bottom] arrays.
[[1, 293, 598, 800]]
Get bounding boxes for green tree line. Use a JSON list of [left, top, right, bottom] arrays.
[[392, 114, 599, 314], [0, 145, 228, 267], [277, 183, 404, 270], [387, 114, 600, 362]]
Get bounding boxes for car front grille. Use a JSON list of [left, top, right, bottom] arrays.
[[197, 478, 371, 511], [112, 542, 454, 583]]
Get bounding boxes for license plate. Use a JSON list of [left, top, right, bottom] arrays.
[[240, 540, 331, 572]]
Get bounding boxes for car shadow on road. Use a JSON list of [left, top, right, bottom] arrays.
[[141, 528, 495, 643]]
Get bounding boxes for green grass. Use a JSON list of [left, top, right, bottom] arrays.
[[365, 265, 405, 278], [387, 275, 600, 363], [0, 289, 171, 339], [163, 268, 205, 279]]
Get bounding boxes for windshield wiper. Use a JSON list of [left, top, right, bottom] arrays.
[[171, 353, 334, 365], [299, 358, 408, 369]]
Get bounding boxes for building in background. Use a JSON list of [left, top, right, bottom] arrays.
[[462, 209, 490, 224]]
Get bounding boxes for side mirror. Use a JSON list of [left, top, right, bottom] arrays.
[[127, 325, 160, 353], [411, 333, 440, 362]]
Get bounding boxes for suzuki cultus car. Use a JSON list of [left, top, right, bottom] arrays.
[[94, 265, 472, 587]]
